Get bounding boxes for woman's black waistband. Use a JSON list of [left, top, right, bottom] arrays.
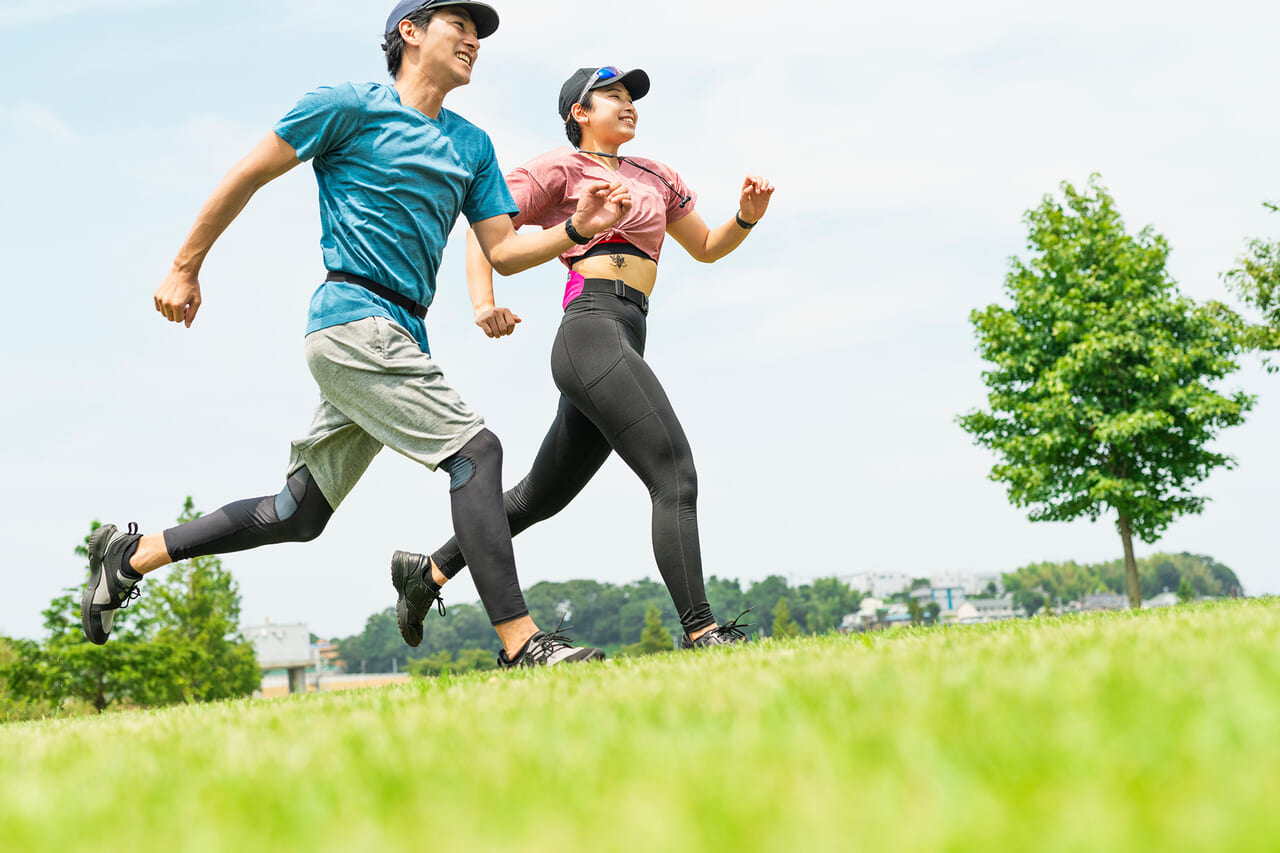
[[579, 240, 653, 262], [579, 278, 649, 315], [325, 271, 428, 319]]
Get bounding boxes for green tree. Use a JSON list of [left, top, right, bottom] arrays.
[[1177, 577, 1195, 604], [638, 603, 674, 654], [748, 576, 789, 635], [924, 601, 942, 624], [337, 608, 403, 672], [138, 498, 260, 703], [1004, 552, 1242, 603], [37, 523, 157, 713], [0, 636, 59, 721], [771, 598, 800, 639], [1013, 590, 1046, 618], [1223, 201, 1280, 366], [804, 577, 859, 634], [454, 648, 500, 671], [408, 649, 453, 677], [39, 511, 260, 713], [705, 576, 747, 626], [906, 596, 923, 626], [959, 177, 1255, 608]]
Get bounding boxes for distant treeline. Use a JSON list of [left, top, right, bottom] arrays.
[[334, 575, 860, 673], [337, 553, 1246, 671], [1003, 552, 1242, 610]]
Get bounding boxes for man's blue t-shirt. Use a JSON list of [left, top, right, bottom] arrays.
[[274, 82, 518, 353]]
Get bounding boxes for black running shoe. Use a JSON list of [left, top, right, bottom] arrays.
[[391, 550, 445, 647], [497, 619, 607, 668], [81, 523, 144, 645], [681, 608, 755, 649]]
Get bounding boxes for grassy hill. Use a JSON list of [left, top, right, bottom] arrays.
[[3, 598, 1278, 852]]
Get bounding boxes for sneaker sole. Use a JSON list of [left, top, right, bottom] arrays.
[[80, 524, 116, 645], [559, 648, 608, 665], [390, 550, 424, 648]]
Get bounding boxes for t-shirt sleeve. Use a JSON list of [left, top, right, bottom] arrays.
[[504, 167, 561, 229], [273, 84, 362, 162], [664, 165, 697, 223], [462, 132, 519, 225]]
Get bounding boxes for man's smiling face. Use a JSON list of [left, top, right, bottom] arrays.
[[421, 7, 480, 85]]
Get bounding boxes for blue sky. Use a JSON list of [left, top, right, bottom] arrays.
[[2, 0, 1277, 640]]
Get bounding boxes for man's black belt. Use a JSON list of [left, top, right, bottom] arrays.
[[325, 271, 428, 319], [580, 278, 649, 315]]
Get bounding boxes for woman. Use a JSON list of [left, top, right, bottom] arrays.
[[391, 65, 774, 650]]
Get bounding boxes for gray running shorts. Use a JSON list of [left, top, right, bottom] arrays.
[[287, 316, 486, 508]]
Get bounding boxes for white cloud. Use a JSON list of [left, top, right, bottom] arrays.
[[1, 103, 75, 144], [0, 0, 189, 28]]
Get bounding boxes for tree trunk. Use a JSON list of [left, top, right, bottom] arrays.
[[1118, 515, 1142, 609]]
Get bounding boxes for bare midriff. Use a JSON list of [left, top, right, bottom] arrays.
[[570, 253, 659, 297]]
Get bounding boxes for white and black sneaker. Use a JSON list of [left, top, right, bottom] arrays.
[[80, 522, 145, 645], [498, 620, 606, 668], [681, 608, 755, 649]]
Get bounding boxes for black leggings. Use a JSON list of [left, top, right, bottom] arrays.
[[431, 291, 713, 634], [163, 430, 528, 626]]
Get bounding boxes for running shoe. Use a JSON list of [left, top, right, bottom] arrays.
[[391, 550, 446, 647], [497, 620, 606, 668], [80, 522, 144, 645], [681, 608, 755, 649]]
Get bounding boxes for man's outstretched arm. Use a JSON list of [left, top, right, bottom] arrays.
[[155, 132, 302, 327], [470, 179, 630, 277]]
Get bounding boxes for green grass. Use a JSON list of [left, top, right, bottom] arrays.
[[4, 598, 1279, 852]]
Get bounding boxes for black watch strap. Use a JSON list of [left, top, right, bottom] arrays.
[[735, 211, 757, 229], [565, 218, 592, 245]]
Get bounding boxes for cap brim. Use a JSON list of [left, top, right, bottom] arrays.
[[452, 2, 499, 39], [594, 68, 649, 101], [387, 1, 500, 39]]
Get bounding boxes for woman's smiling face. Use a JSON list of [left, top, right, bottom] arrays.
[[582, 81, 638, 144]]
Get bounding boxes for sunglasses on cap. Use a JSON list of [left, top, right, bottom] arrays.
[[573, 66, 622, 112]]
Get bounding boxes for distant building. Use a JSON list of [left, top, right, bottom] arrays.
[[839, 612, 864, 632], [315, 638, 342, 672], [244, 620, 411, 697], [842, 572, 912, 599], [882, 603, 912, 625], [841, 571, 1004, 599], [954, 596, 1019, 624], [911, 584, 967, 611], [1142, 591, 1180, 609], [928, 572, 1004, 596], [245, 620, 315, 693], [838, 597, 891, 632], [257, 671, 410, 698], [1082, 593, 1128, 611]]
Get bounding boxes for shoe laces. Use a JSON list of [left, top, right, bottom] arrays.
[[712, 607, 755, 641], [414, 562, 447, 616], [118, 522, 143, 607], [119, 584, 142, 608], [525, 615, 576, 663]]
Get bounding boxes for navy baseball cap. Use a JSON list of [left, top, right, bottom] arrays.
[[558, 66, 650, 120], [384, 1, 500, 40]]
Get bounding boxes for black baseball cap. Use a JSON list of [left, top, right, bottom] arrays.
[[384, 1, 500, 40], [557, 66, 650, 120]]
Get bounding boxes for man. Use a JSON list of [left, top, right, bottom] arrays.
[[82, 1, 629, 668]]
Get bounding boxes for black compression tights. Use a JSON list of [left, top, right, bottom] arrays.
[[430, 292, 714, 634], [164, 467, 334, 561], [162, 431, 528, 626]]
